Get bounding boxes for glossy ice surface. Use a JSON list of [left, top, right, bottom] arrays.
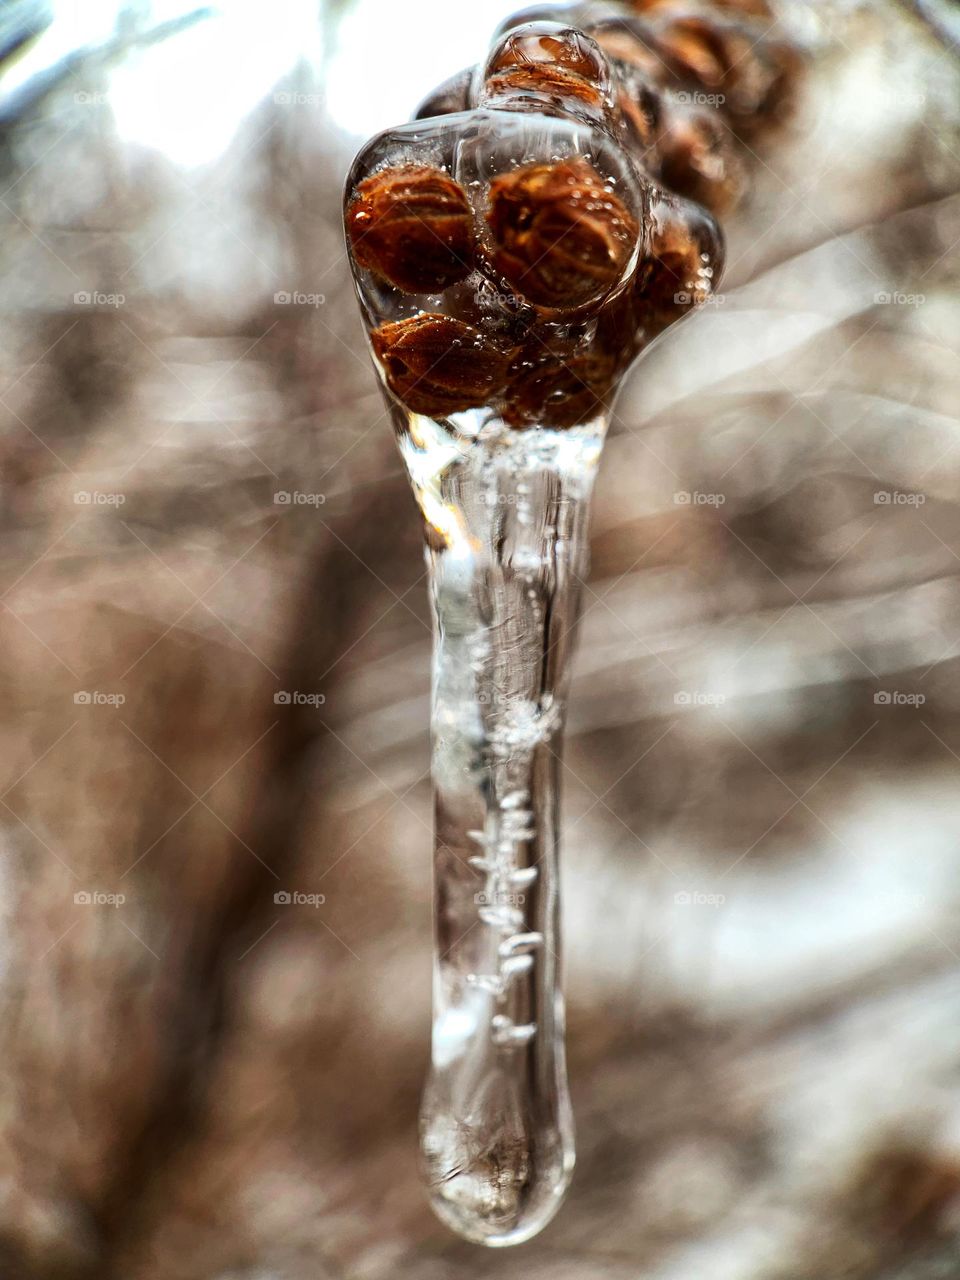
[[409, 411, 602, 1243], [343, 4, 736, 1247]]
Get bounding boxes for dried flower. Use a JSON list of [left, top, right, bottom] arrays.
[[346, 165, 476, 294], [487, 157, 638, 310], [371, 313, 511, 417]]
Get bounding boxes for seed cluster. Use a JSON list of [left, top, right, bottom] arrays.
[[345, 0, 802, 428]]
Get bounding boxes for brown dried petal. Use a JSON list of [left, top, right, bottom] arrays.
[[346, 165, 475, 294], [371, 313, 511, 417], [487, 157, 639, 310]]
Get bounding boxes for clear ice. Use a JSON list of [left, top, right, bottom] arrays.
[[401, 407, 605, 1244]]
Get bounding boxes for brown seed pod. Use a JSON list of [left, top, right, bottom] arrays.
[[651, 15, 729, 92], [482, 24, 612, 111], [487, 24, 610, 82], [634, 190, 724, 335], [591, 19, 668, 82], [371, 313, 512, 417], [612, 62, 664, 160], [629, 0, 774, 16], [502, 343, 619, 429], [733, 35, 804, 133], [648, 12, 801, 132], [657, 97, 744, 214], [486, 157, 639, 310], [484, 65, 607, 110], [346, 165, 476, 294], [414, 68, 472, 121]]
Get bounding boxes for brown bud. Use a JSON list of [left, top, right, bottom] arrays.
[[487, 25, 609, 83], [629, 0, 773, 16], [482, 25, 611, 111], [651, 16, 728, 93], [503, 344, 618, 429], [612, 63, 664, 158], [634, 191, 724, 334], [414, 68, 472, 121], [484, 65, 606, 110], [346, 165, 475, 294], [591, 20, 667, 82], [371, 313, 512, 418], [487, 157, 638, 310], [650, 14, 801, 132], [658, 98, 743, 214], [735, 36, 803, 133]]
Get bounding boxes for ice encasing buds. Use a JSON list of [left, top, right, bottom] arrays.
[[345, 18, 730, 430]]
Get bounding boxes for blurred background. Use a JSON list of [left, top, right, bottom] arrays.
[[1, 0, 959, 1276]]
